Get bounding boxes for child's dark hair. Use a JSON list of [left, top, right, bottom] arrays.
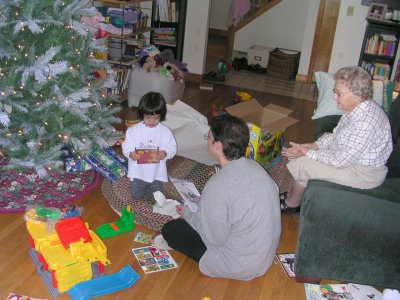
[[137, 92, 167, 121]]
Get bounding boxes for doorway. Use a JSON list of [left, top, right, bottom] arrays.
[[307, 0, 341, 82]]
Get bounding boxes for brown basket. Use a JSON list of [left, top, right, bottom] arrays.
[[266, 48, 301, 80]]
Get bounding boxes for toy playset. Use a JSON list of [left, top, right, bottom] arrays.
[[95, 205, 135, 239], [26, 211, 111, 296], [24, 205, 143, 298]]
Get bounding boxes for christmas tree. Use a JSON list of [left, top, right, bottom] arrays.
[[0, 0, 122, 177]]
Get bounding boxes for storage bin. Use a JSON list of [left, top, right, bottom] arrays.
[[108, 39, 126, 60], [247, 45, 274, 68], [266, 48, 301, 80]]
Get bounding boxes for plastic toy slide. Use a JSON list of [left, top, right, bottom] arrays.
[[68, 265, 140, 300]]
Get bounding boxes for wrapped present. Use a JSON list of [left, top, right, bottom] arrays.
[[85, 147, 128, 182], [65, 158, 93, 173]]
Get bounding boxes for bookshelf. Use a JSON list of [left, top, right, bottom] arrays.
[[92, 0, 154, 103], [151, 0, 187, 61], [358, 18, 400, 81]]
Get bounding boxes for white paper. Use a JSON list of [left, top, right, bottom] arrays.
[[163, 100, 217, 166], [169, 177, 200, 212], [152, 199, 181, 219]]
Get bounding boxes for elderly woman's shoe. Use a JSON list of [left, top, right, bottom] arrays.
[[280, 199, 300, 214]]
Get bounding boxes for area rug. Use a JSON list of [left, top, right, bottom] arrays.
[[0, 157, 101, 213], [102, 155, 293, 232]]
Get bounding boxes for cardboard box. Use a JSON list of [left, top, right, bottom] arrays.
[[247, 45, 274, 68], [226, 99, 298, 166]]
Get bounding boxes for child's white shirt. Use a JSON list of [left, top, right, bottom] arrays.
[[122, 121, 177, 182]]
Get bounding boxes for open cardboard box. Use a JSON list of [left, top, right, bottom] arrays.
[[226, 98, 299, 166]]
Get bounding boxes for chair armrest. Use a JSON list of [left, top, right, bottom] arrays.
[[314, 115, 341, 140], [306, 178, 400, 203]]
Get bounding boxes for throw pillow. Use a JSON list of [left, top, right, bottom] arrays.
[[311, 71, 342, 120]]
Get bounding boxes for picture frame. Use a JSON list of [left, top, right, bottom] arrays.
[[367, 3, 388, 20]]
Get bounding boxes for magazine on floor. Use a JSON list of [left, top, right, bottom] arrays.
[[276, 253, 295, 278], [132, 246, 178, 274], [304, 283, 382, 300]]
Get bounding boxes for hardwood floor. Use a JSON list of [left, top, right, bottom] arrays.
[[0, 82, 326, 300]]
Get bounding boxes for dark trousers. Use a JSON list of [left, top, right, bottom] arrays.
[[161, 218, 207, 262], [131, 178, 162, 200]]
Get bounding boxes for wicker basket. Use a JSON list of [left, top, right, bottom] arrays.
[[266, 48, 301, 80]]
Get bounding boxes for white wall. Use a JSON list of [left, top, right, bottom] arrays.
[[209, 0, 230, 30], [298, 1, 319, 75], [328, 1, 369, 73], [182, 0, 211, 75], [234, 0, 309, 54]]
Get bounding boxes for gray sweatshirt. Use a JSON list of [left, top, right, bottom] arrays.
[[183, 157, 281, 280]]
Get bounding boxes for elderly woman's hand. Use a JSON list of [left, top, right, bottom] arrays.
[[282, 142, 319, 159]]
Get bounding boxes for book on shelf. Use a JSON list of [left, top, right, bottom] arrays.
[[132, 246, 178, 274], [361, 61, 391, 80], [304, 283, 382, 300], [156, 0, 179, 23], [364, 34, 397, 57]]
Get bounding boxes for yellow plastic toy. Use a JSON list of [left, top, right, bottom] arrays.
[[27, 216, 110, 294], [236, 91, 252, 101]]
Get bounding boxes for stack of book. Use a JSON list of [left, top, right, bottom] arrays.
[[152, 27, 177, 47]]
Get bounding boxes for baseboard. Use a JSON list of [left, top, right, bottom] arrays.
[[209, 28, 228, 37]]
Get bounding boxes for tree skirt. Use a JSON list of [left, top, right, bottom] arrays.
[[0, 157, 101, 213], [102, 155, 293, 232]]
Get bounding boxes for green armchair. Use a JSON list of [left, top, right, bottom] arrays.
[[294, 96, 400, 289]]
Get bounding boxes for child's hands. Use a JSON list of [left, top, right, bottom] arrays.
[[129, 151, 140, 161], [158, 150, 167, 160]]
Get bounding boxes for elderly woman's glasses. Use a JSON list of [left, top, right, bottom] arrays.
[[332, 89, 352, 98]]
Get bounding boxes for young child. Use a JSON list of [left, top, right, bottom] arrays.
[[122, 92, 177, 200]]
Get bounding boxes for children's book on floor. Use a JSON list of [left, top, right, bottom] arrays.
[[6, 293, 46, 300], [133, 232, 155, 245], [304, 283, 382, 300], [132, 246, 178, 274], [276, 253, 295, 278]]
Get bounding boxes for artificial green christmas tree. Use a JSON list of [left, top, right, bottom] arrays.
[[0, 0, 122, 177]]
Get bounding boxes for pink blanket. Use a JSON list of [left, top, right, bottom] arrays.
[[231, 0, 251, 26]]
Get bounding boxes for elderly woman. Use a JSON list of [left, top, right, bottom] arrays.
[[281, 66, 392, 213]]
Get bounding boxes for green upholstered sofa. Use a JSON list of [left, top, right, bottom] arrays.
[[294, 95, 400, 289]]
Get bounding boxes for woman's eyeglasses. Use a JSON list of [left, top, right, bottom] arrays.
[[332, 89, 352, 98]]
